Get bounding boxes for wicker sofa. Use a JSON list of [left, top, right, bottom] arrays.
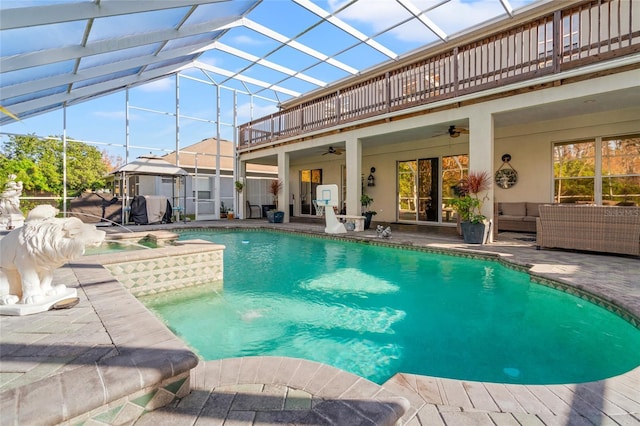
[[536, 205, 640, 256], [494, 202, 543, 233]]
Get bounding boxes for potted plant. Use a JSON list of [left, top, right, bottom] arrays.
[[267, 179, 284, 223], [234, 180, 244, 193], [219, 201, 227, 219], [450, 170, 492, 244], [227, 208, 234, 220], [360, 194, 377, 230]]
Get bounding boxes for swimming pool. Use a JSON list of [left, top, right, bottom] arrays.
[[85, 240, 157, 255], [139, 230, 640, 385]]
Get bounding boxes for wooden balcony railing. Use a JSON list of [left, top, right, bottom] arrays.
[[238, 0, 639, 148]]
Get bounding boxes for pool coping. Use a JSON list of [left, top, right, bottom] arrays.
[[1, 221, 639, 424], [0, 257, 200, 425]]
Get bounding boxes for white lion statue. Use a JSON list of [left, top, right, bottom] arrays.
[[0, 205, 106, 305], [0, 174, 25, 229], [0, 174, 23, 216]]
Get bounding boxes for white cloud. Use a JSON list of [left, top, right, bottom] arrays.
[[92, 110, 124, 120], [195, 57, 219, 68], [329, 0, 506, 44], [137, 77, 174, 93], [329, 0, 405, 32], [236, 102, 279, 123], [92, 110, 143, 121], [231, 34, 264, 45]]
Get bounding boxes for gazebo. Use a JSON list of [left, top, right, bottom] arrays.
[[112, 155, 188, 224]]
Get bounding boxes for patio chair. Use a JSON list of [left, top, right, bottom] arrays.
[[247, 200, 261, 218]]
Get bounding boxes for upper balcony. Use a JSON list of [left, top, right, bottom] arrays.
[[238, 0, 640, 150]]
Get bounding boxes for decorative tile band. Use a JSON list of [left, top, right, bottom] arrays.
[[99, 239, 225, 296], [530, 274, 639, 329], [67, 372, 191, 426]]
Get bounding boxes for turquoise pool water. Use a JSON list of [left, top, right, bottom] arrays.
[[85, 240, 157, 255], [139, 230, 640, 385]]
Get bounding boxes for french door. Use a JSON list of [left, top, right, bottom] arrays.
[[300, 169, 322, 215], [397, 158, 439, 222]]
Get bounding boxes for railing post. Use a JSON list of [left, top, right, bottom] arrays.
[[336, 90, 341, 125], [453, 47, 459, 96], [385, 71, 390, 113], [552, 10, 561, 72], [299, 105, 304, 132], [270, 114, 274, 142]]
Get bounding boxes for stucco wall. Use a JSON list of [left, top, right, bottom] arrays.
[[288, 106, 639, 224], [494, 107, 640, 203]]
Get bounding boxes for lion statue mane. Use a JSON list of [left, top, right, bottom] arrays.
[[0, 205, 106, 305]]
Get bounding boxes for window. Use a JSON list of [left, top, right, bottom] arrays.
[[426, 73, 440, 94], [537, 21, 553, 61], [554, 140, 595, 204], [323, 98, 336, 119], [403, 76, 417, 96], [602, 135, 640, 206], [192, 176, 211, 200], [553, 135, 639, 206], [442, 154, 469, 198], [561, 13, 579, 59], [300, 169, 322, 215], [397, 154, 468, 223], [442, 155, 469, 223], [340, 94, 350, 115]]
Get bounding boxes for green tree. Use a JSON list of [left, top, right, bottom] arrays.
[[66, 140, 108, 193], [0, 134, 108, 196]]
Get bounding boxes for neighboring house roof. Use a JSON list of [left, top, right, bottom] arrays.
[[113, 155, 188, 177], [163, 138, 277, 175]]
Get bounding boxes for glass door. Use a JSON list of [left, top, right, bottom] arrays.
[[300, 169, 322, 215], [397, 158, 439, 222]]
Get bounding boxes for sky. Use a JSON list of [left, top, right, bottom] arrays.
[[0, 0, 538, 164]]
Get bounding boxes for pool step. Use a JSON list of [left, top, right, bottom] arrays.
[[137, 357, 409, 426]]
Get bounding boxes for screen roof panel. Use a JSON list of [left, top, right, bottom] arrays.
[[3, 85, 68, 107], [182, 0, 256, 26], [1, 60, 76, 87], [78, 44, 163, 70], [0, 0, 540, 125], [87, 8, 192, 42], [162, 33, 220, 52], [248, 0, 321, 38], [0, 20, 86, 56]]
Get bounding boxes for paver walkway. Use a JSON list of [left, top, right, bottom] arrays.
[[137, 357, 409, 426]]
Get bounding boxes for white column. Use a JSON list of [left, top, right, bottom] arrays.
[[277, 151, 290, 222], [468, 111, 495, 242], [213, 85, 222, 220], [345, 137, 362, 216], [238, 161, 247, 219]]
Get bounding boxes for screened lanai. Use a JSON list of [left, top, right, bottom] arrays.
[[1, 0, 541, 218]]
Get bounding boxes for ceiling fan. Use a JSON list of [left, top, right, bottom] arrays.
[[447, 125, 469, 138], [321, 146, 344, 155]]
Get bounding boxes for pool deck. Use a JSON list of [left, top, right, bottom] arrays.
[[1, 218, 639, 425]]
